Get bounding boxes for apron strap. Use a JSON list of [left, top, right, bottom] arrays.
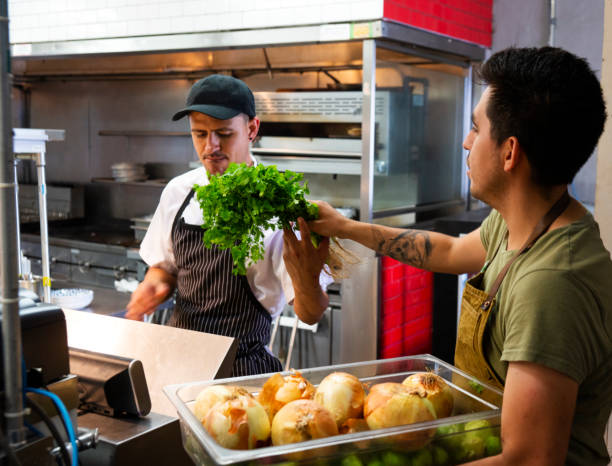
[[481, 190, 571, 310]]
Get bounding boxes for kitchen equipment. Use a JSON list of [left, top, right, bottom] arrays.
[[164, 355, 503, 466], [18, 184, 84, 223], [111, 162, 147, 182], [130, 214, 153, 242], [51, 288, 94, 310], [68, 347, 151, 417], [18, 276, 44, 299], [252, 82, 426, 176], [0, 301, 70, 388]]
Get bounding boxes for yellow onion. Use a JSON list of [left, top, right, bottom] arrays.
[[271, 399, 339, 446], [193, 385, 251, 424], [257, 371, 315, 422], [203, 394, 270, 450], [339, 418, 371, 451], [364, 382, 437, 450], [402, 372, 454, 419], [314, 372, 366, 427], [339, 418, 370, 435]]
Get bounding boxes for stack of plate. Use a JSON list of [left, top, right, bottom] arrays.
[[51, 288, 94, 310], [111, 163, 147, 182]]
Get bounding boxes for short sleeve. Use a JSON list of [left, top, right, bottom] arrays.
[[500, 269, 601, 383]]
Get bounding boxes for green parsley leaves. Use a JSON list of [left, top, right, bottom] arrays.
[[194, 163, 319, 275]]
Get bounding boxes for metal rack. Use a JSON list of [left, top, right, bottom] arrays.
[[13, 128, 65, 302]]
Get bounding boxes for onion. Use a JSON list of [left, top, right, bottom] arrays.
[[339, 418, 370, 435], [402, 372, 454, 418], [314, 372, 366, 427], [257, 371, 315, 422], [193, 385, 251, 424], [203, 394, 270, 450], [271, 399, 339, 446], [364, 382, 437, 450]]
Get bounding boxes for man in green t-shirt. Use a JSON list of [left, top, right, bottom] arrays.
[[307, 47, 611, 465]]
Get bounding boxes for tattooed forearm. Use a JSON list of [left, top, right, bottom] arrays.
[[372, 228, 432, 268]]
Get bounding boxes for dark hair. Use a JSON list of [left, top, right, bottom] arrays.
[[478, 47, 607, 186]]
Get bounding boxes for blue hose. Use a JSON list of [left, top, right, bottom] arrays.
[[25, 387, 78, 466]]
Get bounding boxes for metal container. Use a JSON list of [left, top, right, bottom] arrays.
[[111, 163, 147, 182], [164, 355, 503, 465], [19, 276, 43, 299]]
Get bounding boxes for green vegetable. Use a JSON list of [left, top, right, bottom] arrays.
[[431, 446, 449, 465], [463, 419, 494, 441], [484, 435, 502, 456], [468, 381, 484, 394], [411, 449, 433, 466], [194, 163, 319, 275], [365, 460, 384, 466], [341, 454, 365, 466], [381, 451, 408, 466], [453, 434, 485, 463]]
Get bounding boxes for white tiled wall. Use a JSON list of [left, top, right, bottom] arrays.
[[8, 0, 384, 44]]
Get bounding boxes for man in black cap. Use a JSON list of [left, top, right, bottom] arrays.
[[126, 74, 332, 376]]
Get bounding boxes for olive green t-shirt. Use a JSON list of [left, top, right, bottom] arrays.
[[480, 210, 612, 466]]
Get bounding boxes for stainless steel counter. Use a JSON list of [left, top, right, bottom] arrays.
[[52, 279, 131, 317], [78, 412, 192, 466]]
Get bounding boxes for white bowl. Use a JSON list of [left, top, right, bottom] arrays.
[[51, 288, 94, 310]]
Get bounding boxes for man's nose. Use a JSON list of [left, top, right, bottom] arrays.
[[204, 133, 220, 153]]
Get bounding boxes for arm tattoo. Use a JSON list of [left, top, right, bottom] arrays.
[[372, 228, 432, 268]]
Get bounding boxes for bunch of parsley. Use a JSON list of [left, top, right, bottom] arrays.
[[194, 163, 320, 275]]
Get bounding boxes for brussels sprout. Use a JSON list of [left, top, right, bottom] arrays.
[[366, 459, 384, 466], [484, 435, 502, 456], [464, 419, 493, 441], [452, 434, 485, 463], [411, 449, 434, 466], [381, 451, 408, 466], [341, 454, 364, 466], [434, 423, 464, 452], [431, 446, 449, 465]]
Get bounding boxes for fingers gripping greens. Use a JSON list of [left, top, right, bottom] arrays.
[[194, 163, 321, 275]]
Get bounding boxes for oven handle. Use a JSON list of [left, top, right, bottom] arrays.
[[251, 147, 361, 159]]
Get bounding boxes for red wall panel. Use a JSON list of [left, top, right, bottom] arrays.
[[383, 0, 493, 47], [380, 256, 434, 358]]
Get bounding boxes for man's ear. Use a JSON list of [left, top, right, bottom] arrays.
[[248, 117, 260, 141], [502, 136, 522, 172]]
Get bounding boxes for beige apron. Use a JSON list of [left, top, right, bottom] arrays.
[[454, 191, 571, 391]]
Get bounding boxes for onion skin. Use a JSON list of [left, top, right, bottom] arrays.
[[402, 372, 454, 419], [339, 418, 370, 435], [194, 385, 251, 424], [257, 371, 315, 422], [364, 383, 436, 430], [314, 372, 366, 427], [364, 382, 436, 450], [203, 395, 270, 450], [271, 399, 339, 446]]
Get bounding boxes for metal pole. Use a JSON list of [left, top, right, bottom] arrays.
[[0, 0, 26, 447], [360, 39, 376, 223], [549, 0, 557, 47], [35, 150, 51, 302], [13, 158, 21, 275]]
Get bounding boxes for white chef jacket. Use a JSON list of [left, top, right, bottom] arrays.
[[139, 161, 332, 318]]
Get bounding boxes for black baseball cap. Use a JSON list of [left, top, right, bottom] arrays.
[[172, 74, 256, 121]]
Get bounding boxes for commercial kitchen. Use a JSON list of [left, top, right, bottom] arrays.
[[1, 1, 611, 465]]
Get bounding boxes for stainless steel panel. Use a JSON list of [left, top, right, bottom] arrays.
[[339, 241, 379, 364], [360, 39, 376, 224]]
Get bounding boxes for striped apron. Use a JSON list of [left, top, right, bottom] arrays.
[[168, 189, 283, 377]]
